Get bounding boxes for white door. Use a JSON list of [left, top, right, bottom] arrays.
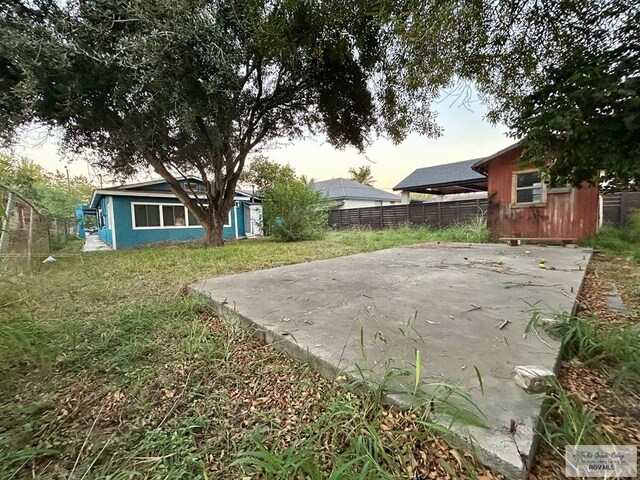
[[249, 205, 263, 236]]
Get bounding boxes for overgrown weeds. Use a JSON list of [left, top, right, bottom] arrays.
[[581, 210, 640, 260], [335, 218, 490, 248], [0, 230, 497, 479], [538, 379, 610, 451], [548, 314, 640, 389], [233, 370, 488, 480]]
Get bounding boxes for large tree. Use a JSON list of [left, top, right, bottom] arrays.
[[510, 43, 640, 191], [394, 0, 638, 188], [0, 0, 443, 246]]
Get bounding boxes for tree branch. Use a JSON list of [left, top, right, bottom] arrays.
[[142, 151, 206, 220]]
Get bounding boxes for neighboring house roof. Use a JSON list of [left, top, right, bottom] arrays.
[[393, 158, 488, 195], [472, 142, 522, 174], [90, 177, 257, 209], [310, 178, 401, 202]]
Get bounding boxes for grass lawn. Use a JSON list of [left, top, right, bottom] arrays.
[[2, 220, 637, 480], [0, 226, 498, 480]]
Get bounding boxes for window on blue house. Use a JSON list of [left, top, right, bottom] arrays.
[[187, 208, 231, 227], [132, 202, 233, 228], [187, 209, 200, 226], [163, 205, 186, 226], [134, 204, 161, 227]]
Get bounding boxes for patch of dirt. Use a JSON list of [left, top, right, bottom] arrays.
[[578, 252, 639, 325], [559, 362, 640, 444]]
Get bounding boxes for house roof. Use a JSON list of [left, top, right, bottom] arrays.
[[89, 177, 257, 208], [393, 158, 488, 195], [310, 178, 401, 202], [472, 142, 522, 174], [111, 175, 202, 190]]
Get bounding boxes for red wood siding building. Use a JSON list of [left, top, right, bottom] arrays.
[[473, 144, 600, 241]]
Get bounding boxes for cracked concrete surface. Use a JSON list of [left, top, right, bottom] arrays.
[[190, 243, 591, 479]]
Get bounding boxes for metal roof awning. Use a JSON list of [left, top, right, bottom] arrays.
[[393, 158, 488, 195], [398, 179, 488, 195]]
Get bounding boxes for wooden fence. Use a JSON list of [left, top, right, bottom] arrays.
[[602, 192, 640, 226], [329, 192, 640, 231], [328, 198, 488, 230]]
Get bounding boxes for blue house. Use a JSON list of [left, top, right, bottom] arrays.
[[85, 177, 262, 250]]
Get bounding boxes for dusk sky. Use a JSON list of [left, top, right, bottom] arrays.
[[13, 90, 514, 192]]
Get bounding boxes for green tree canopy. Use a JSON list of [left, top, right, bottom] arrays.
[[239, 156, 296, 197], [1, 0, 445, 246], [0, 154, 93, 224], [510, 43, 640, 191], [263, 177, 329, 242], [394, 0, 638, 188]]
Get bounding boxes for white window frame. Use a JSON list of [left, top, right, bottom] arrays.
[[512, 169, 546, 207], [131, 202, 232, 230]]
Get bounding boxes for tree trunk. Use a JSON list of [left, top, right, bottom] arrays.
[[202, 214, 225, 247]]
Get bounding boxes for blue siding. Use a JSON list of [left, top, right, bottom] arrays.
[[235, 201, 245, 237], [97, 196, 114, 247], [75, 206, 86, 238], [112, 195, 243, 249]]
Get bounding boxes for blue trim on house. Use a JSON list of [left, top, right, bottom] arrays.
[[97, 196, 114, 246]]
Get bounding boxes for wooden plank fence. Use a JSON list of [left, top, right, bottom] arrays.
[[329, 192, 639, 231], [328, 198, 488, 230], [602, 192, 640, 226]]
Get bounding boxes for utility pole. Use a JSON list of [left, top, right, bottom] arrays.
[[64, 166, 71, 235], [98, 173, 103, 189], [64, 165, 71, 190]]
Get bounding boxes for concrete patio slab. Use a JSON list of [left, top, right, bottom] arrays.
[[82, 235, 112, 252], [189, 243, 591, 479]]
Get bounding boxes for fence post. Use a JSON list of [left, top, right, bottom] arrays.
[[620, 192, 628, 224], [437, 201, 442, 228], [407, 203, 410, 226], [26, 206, 34, 271], [0, 192, 15, 254]]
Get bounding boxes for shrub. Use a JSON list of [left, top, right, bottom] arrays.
[[263, 179, 330, 242], [50, 234, 82, 252], [581, 210, 640, 260]]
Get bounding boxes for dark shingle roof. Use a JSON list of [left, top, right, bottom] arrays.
[[310, 178, 401, 202], [393, 158, 486, 191]]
